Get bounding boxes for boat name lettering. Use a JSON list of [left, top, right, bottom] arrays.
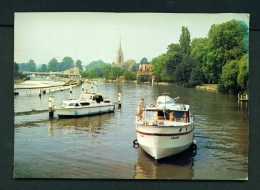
[[171, 136, 179, 139]]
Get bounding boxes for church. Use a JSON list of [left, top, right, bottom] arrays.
[[115, 36, 124, 64], [113, 37, 155, 83]]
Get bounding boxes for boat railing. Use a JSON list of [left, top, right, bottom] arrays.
[[135, 115, 193, 124]]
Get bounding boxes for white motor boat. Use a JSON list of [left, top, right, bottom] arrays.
[[135, 93, 196, 160], [55, 92, 115, 118]]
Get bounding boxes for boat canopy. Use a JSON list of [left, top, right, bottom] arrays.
[[156, 95, 176, 105]]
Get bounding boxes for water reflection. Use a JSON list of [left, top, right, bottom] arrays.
[[48, 120, 54, 136], [134, 148, 196, 179], [53, 113, 115, 135], [14, 82, 248, 179]]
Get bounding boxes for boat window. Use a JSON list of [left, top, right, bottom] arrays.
[[95, 96, 101, 103], [68, 103, 76, 107], [174, 111, 184, 120], [158, 110, 169, 119], [75, 103, 80, 107], [145, 111, 156, 119], [81, 102, 90, 106], [61, 103, 67, 107]]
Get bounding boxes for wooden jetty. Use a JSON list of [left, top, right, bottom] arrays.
[[14, 79, 83, 96], [238, 94, 248, 102]]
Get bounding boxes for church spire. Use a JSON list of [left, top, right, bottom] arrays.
[[115, 36, 124, 64]]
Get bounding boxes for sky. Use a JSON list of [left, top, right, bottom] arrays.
[[14, 12, 249, 66]]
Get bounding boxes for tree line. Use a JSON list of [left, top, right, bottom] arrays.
[[15, 57, 83, 73], [151, 19, 248, 94], [81, 59, 141, 81], [14, 19, 248, 95]]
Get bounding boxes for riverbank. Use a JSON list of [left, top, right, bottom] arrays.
[[14, 78, 26, 83], [196, 84, 218, 92]]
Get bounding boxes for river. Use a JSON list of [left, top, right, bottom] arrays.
[[14, 81, 248, 179]]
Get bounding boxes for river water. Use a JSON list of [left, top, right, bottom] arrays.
[[14, 81, 248, 179]]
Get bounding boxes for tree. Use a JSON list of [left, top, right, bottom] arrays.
[[203, 20, 248, 84], [219, 60, 239, 94], [188, 62, 205, 86], [57, 57, 74, 71], [166, 43, 182, 69], [37, 64, 48, 72], [190, 38, 209, 64], [111, 67, 122, 79], [174, 57, 197, 85], [14, 62, 19, 73], [18, 63, 27, 71], [48, 58, 59, 72], [140, 58, 148, 64], [123, 70, 136, 81], [75, 59, 83, 73], [151, 54, 169, 82], [179, 26, 191, 58], [237, 54, 248, 92], [26, 59, 36, 72], [102, 65, 112, 79]]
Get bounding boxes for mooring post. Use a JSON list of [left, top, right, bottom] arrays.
[[48, 96, 54, 119], [82, 83, 84, 94], [70, 85, 72, 100], [118, 92, 121, 108], [39, 89, 41, 98]]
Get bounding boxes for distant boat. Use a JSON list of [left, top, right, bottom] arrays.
[[55, 91, 115, 118], [135, 93, 196, 160]]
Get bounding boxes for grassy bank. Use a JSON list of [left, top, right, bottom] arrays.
[[196, 84, 218, 92]]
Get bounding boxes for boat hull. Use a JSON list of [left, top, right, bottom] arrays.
[[136, 123, 194, 160], [55, 104, 115, 118]]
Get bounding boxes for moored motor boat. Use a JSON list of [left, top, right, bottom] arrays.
[[55, 91, 115, 118], [135, 92, 196, 160]]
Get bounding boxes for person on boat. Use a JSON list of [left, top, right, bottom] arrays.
[[137, 98, 145, 119]]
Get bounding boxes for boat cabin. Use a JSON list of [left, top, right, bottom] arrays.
[[79, 93, 105, 103], [60, 93, 111, 108], [142, 109, 190, 123]]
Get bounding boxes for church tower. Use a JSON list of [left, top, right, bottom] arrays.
[[115, 36, 124, 64]]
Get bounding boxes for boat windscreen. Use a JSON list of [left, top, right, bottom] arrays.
[[144, 111, 156, 119]]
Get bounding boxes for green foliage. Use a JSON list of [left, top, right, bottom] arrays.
[[140, 58, 148, 64], [179, 26, 191, 58], [237, 54, 248, 91], [188, 62, 205, 86], [190, 38, 208, 63], [48, 58, 58, 72], [81, 71, 88, 78], [37, 64, 48, 72], [166, 43, 182, 78], [174, 57, 198, 85], [151, 54, 169, 82], [18, 63, 27, 71], [14, 62, 19, 73], [85, 60, 112, 78], [26, 59, 37, 72], [123, 70, 136, 81], [75, 60, 83, 73], [203, 20, 248, 84], [220, 60, 239, 93], [57, 57, 74, 71]]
